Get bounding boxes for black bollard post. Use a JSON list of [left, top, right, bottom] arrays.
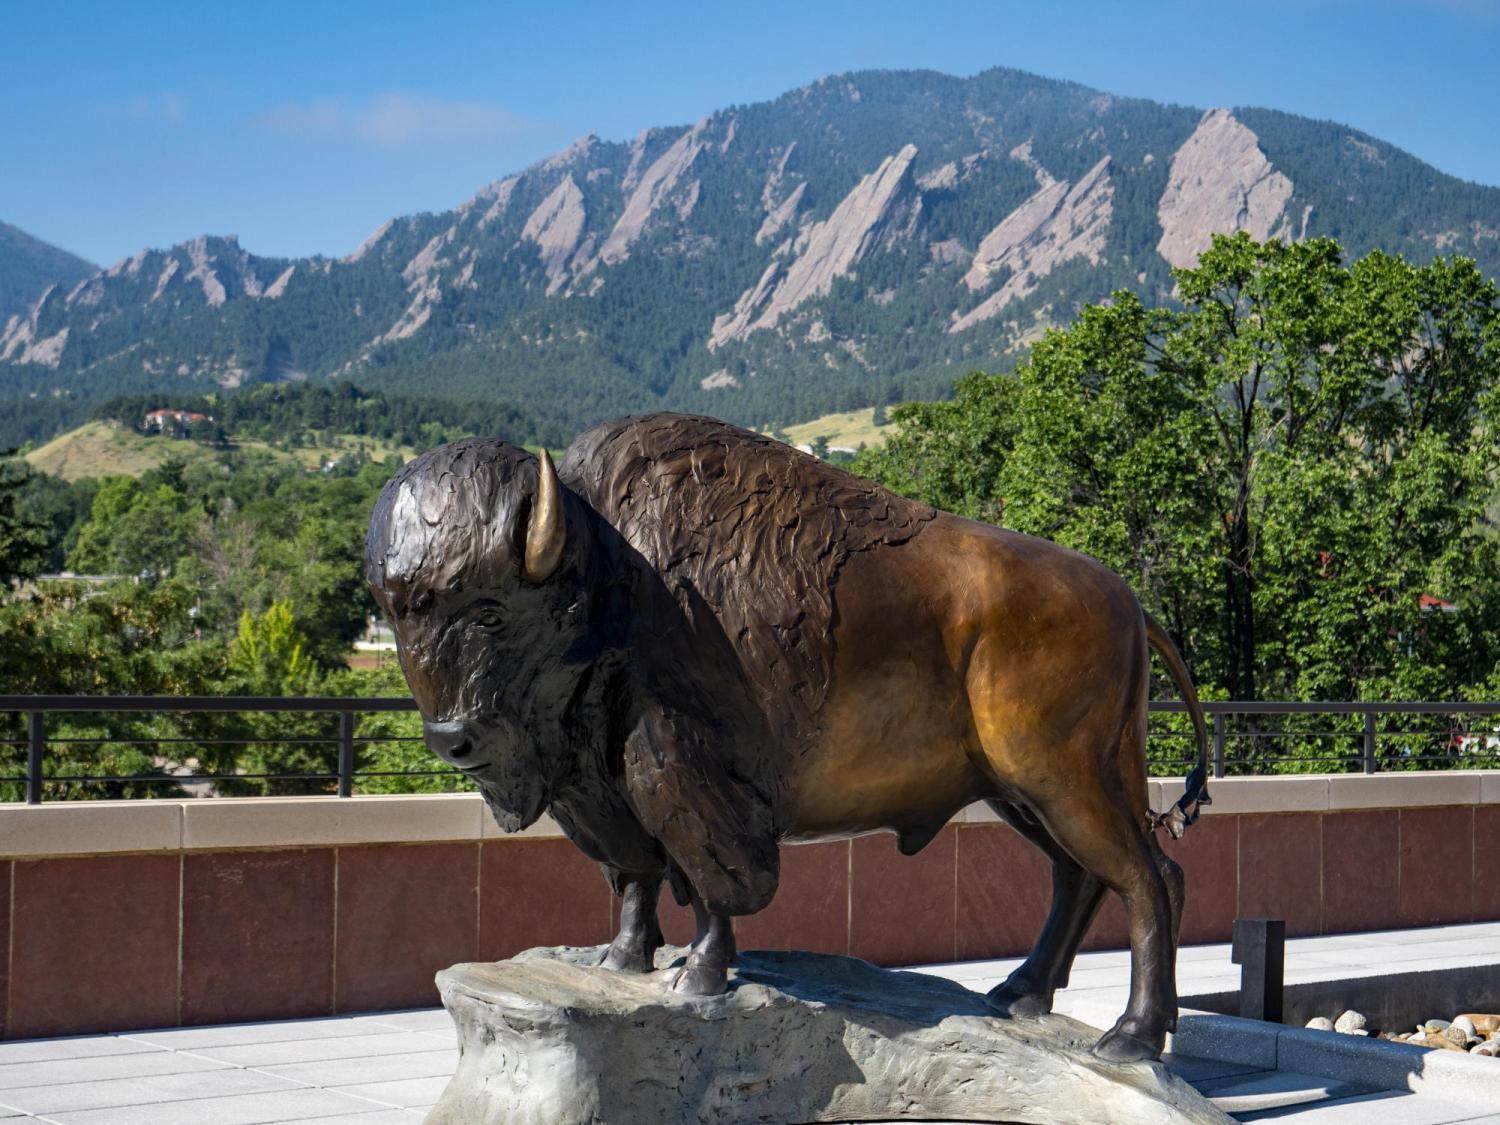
[[1230, 918, 1285, 1023]]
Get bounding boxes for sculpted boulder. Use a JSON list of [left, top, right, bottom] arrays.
[[426, 946, 1233, 1125]]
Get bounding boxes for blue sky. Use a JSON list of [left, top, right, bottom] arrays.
[[5, 0, 1497, 266]]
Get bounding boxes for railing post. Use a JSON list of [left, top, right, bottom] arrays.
[[337, 709, 355, 798], [1213, 712, 1226, 779], [1363, 711, 1377, 774], [27, 710, 44, 805], [1231, 917, 1285, 1023]]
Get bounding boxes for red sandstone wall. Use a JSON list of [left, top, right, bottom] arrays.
[[5, 806, 1498, 1039]]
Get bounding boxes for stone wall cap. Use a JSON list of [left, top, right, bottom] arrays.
[[1, 773, 1495, 857]]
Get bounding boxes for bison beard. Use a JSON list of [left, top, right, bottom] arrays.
[[366, 412, 1210, 1064]]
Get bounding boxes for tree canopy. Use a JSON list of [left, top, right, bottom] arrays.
[[859, 234, 1500, 707]]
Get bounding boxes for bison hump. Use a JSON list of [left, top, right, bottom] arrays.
[[559, 413, 935, 737]]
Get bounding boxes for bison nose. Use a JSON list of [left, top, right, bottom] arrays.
[[424, 720, 475, 766]]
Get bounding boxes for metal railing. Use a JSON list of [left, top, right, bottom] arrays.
[[1148, 700, 1500, 778], [0, 695, 429, 804], [2, 696, 1499, 803]]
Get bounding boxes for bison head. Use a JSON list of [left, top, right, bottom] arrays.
[[365, 438, 592, 831]]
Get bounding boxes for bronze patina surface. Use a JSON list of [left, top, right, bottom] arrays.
[[365, 412, 1210, 1062]]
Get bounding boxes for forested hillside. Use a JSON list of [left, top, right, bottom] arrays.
[[0, 221, 96, 326], [4, 67, 1498, 447]]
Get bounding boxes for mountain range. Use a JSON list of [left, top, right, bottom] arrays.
[[4, 67, 1499, 443]]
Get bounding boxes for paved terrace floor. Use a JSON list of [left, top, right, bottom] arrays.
[[1, 923, 1496, 1124]]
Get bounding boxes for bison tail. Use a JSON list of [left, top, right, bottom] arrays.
[[1144, 611, 1211, 839]]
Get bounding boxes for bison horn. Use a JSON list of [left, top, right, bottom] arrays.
[[524, 448, 566, 582]]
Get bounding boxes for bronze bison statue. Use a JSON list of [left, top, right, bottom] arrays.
[[365, 412, 1209, 1062]]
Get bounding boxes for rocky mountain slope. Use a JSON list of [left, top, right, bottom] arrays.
[[4, 67, 1498, 441], [0, 222, 97, 330]]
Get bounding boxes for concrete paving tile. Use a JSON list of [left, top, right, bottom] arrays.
[[0, 1036, 161, 1065], [120, 1017, 404, 1051], [917, 957, 1024, 979], [262, 1048, 456, 1088], [1379, 936, 1500, 959], [1177, 943, 1235, 962], [1409, 1047, 1500, 1104], [1284, 936, 1386, 951], [1361, 925, 1481, 945], [1, 1067, 302, 1115], [909, 966, 988, 985], [0, 1049, 228, 1091], [1164, 1053, 1269, 1084], [360, 1010, 452, 1032], [331, 1075, 450, 1108], [1234, 1089, 1494, 1124], [40, 1087, 391, 1124], [1198, 1069, 1377, 1112], [290, 1113, 432, 1125], [188, 1032, 454, 1068], [1339, 954, 1500, 976]]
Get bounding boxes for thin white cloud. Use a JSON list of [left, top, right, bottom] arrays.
[[258, 93, 528, 148], [116, 92, 188, 125]]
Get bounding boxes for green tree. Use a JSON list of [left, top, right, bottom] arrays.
[[859, 235, 1500, 728], [0, 453, 48, 585], [228, 600, 314, 695], [0, 577, 226, 799]]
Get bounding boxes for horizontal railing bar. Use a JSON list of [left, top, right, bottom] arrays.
[[43, 737, 342, 747], [5, 695, 1497, 716], [1150, 700, 1500, 714], [9, 697, 1499, 716], [36, 773, 342, 783], [0, 696, 420, 713], [28, 770, 465, 784]]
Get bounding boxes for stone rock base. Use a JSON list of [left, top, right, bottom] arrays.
[[425, 945, 1230, 1125]]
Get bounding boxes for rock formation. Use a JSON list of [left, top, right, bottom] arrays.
[[710, 144, 920, 349], [520, 175, 586, 295], [0, 286, 68, 366], [1156, 109, 1294, 269], [951, 155, 1114, 333], [600, 121, 707, 266]]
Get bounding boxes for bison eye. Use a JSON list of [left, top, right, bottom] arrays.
[[476, 609, 504, 629]]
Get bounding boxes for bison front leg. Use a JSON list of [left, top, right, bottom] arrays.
[[620, 705, 777, 997], [599, 871, 664, 974], [671, 890, 737, 997]]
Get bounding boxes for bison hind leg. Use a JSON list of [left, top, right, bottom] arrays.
[[983, 800, 1106, 1020], [670, 888, 737, 997], [599, 870, 665, 975]]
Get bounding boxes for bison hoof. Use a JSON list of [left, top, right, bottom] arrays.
[[671, 961, 729, 997], [598, 943, 655, 974], [1092, 1020, 1164, 1063], [985, 978, 1053, 1019]]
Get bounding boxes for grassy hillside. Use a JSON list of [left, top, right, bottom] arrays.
[[26, 421, 416, 482], [778, 408, 896, 451]]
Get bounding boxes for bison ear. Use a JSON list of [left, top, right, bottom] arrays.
[[523, 448, 566, 582]]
